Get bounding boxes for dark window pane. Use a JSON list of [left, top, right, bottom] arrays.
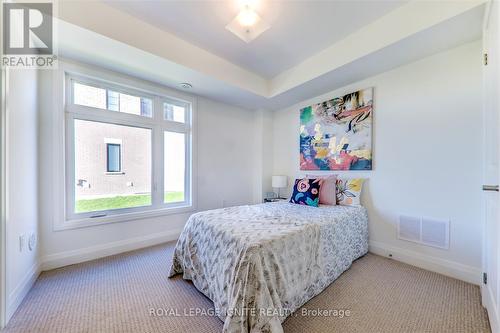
[[107, 144, 121, 172]]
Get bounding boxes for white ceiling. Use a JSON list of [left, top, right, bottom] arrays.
[[58, 0, 486, 110], [104, 0, 407, 78]]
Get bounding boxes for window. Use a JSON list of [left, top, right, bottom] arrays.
[[106, 143, 121, 173], [73, 82, 106, 109], [73, 81, 153, 117], [66, 74, 193, 222], [164, 132, 185, 203], [164, 100, 186, 123], [74, 120, 151, 214]]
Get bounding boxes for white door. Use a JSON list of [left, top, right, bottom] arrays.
[[483, 2, 500, 332]]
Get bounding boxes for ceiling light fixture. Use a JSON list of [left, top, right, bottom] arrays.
[[226, 1, 269, 43], [236, 7, 258, 27]]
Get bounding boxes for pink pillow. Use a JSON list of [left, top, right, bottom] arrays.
[[306, 174, 337, 205]]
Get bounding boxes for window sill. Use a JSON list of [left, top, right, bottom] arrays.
[[55, 205, 195, 231], [105, 172, 125, 175]]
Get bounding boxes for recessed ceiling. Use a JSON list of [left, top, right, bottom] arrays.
[[58, 0, 485, 110], [104, 0, 407, 78]]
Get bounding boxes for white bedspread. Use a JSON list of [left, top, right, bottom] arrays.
[[169, 202, 368, 333]]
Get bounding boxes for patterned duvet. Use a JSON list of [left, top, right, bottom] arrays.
[[169, 202, 368, 333]]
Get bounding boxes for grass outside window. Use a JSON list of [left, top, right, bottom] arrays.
[[76, 191, 185, 213]]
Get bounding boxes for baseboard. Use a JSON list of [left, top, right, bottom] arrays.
[[369, 240, 481, 285], [6, 262, 41, 322], [482, 284, 499, 333], [41, 228, 183, 271]]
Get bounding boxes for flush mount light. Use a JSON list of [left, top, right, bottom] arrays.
[[237, 8, 259, 27], [179, 82, 192, 89], [226, 3, 269, 43]]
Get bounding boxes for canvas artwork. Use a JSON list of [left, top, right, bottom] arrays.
[[300, 88, 373, 170]]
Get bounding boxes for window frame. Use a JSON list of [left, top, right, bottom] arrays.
[[60, 65, 196, 229]]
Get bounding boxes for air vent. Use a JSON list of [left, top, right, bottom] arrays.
[[398, 215, 449, 249], [421, 217, 449, 249], [398, 215, 420, 242]]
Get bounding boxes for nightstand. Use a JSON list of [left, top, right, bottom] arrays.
[[263, 198, 288, 203]]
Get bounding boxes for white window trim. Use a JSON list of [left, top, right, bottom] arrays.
[[104, 138, 122, 144], [51, 60, 197, 231]]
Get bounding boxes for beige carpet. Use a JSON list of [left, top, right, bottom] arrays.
[[3, 242, 490, 333]]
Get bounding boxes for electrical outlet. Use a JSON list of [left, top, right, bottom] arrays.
[[19, 234, 26, 252], [28, 233, 36, 251]]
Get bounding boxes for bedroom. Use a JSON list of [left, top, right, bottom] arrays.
[[0, 0, 497, 332]]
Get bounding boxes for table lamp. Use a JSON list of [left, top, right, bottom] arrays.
[[272, 175, 288, 199]]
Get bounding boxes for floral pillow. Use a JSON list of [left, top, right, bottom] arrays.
[[336, 178, 364, 206], [306, 174, 337, 205], [290, 178, 321, 207]]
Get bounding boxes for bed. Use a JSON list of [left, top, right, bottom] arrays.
[[169, 201, 368, 333]]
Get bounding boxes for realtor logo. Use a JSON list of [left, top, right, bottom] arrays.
[[2, 2, 57, 68]]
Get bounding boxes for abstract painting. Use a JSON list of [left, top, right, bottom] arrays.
[[300, 88, 373, 170]]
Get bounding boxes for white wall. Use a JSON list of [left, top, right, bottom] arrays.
[[197, 97, 256, 210], [6, 69, 40, 320], [252, 109, 274, 203], [271, 41, 483, 283], [38, 65, 257, 268]]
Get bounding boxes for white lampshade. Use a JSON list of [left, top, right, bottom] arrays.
[[272, 175, 288, 188]]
